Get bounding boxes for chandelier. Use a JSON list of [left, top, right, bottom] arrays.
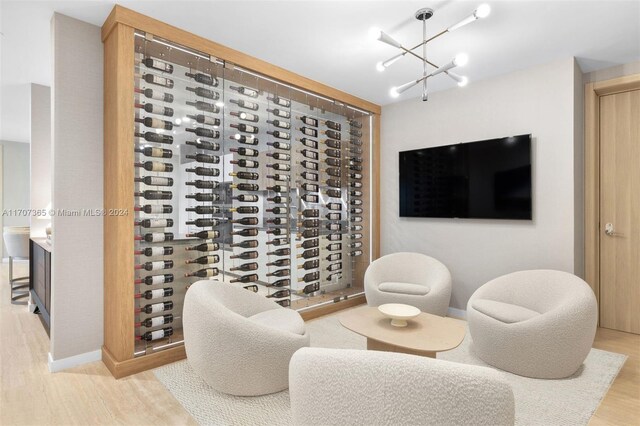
[[370, 4, 491, 101]]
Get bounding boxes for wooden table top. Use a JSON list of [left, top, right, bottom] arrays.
[[339, 305, 466, 353]]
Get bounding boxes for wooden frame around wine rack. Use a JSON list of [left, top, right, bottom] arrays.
[[102, 5, 381, 378]]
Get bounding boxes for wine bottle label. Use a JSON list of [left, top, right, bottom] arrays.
[[149, 275, 167, 285], [301, 127, 316, 136], [327, 263, 342, 271], [149, 289, 165, 299], [242, 88, 258, 97], [201, 115, 219, 126], [272, 109, 290, 118], [150, 303, 164, 313], [149, 233, 166, 242], [351, 216, 363, 222], [350, 250, 363, 257], [239, 112, 258, 121], [146, 247, 165, 256], [202, 269, 217, 277], [148, 219, 169, 228], [145, 74, 173, 88], [149, 261, 166, 270], [149, 316, 166, 327], [149, 329, 166, 340]]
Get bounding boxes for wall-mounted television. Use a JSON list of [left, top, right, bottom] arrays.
[[399, 134, 532, 220]]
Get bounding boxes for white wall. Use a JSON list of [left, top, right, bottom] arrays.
[[30, 83, 51, 238], [380, 58, 581, 310], [50, 13, 103, 364]]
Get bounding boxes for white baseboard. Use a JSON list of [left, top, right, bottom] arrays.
[[48, 349, 102, 372], [448, 307, 467, 319]]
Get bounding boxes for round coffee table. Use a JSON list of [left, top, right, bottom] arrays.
[[339, 305, 466, 358]]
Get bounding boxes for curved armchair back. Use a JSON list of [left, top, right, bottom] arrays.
[[365, 252, 450, 288]]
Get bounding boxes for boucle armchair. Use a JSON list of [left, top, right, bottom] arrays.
[[467, 269, 597, 379], [289, 347, 515, 426], [364, 252, 452, 316], [183, 280, 310, 396]]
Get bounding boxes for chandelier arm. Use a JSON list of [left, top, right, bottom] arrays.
[[405, 28, 449, 54]]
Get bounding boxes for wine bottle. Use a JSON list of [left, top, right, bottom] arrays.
[[135, 146, 172, 159], [230, 147, 259, 157], [326, 158, 341, 167], [326, 189, 341, 198], [267, 119, 291, 129], [186, 230, 220, 239], [299, 271, 320, 283], [266, 258, 290, 267], [322, 139, 341, 149], [299, 149, 319, 160], [326, 223, 342, 231], [298, 138, 318, 149], [185, 267, 219, 278], [266, 140, 291, 150], [186, 242, 220, 252], [350, 173, 363, 180], [351, 216, 363, 222], [266, 152, 291, 161], [230, 240, 259, 248], [229, 274, 258, 283], [301, 183, 319, 192], [301, 194, 319, 203], [186, 139, 220, 151], [136, 117, 172, 132], [186, 206, 221, 215], [230, 85, 258, 97], [137, 327, 174, 342], [266, 195, 291, 204], [298, 219, 319, 228], [268, 95, 291, 107], [135, 219, 174, 228], [136, 103, 174, 117], [135, 260, 174, 272], [326, 212, 342, 220], [138, 287, 174, 300], [326, 272, 342, 281], [230, 159, 259, 168], [298, 248, 319, 259], [230, 250, 259, 260], [185, 72, 218, 87], [229, 171, 259, 180], [135, 176, 173, 186], [349, 241, 363, 248], [267, 238, 289, 246], [268, 108, 291, 119], [300, 209, 319, 218], [186, 127, 220, 139], [349, 190, 363, 197], [327, 262, 342, 272], [348, 146, 363, 154], [267, 247, 291, 256], [230, 123, 258, 134], [229, 99, 259, 111], [268, 278, 291, 288], [350, 208, 363, 214], [298, 259, 319, 270], [349, 250, 363, 257], [300, 160, 318, 171], [348, 156, 364, 163], [349, 164, 363, 172], [350, 181, 363, 188], [266, 217, 288, 225], [351, 225, 363, 231], [297, 116, 318, 127], [229, 217, 259, 226], [186, 193, 220, 202], [266, 228, 287, 236], [326, 233, 342, 242], [135, 246, 174, 257], [244, 285, 259, 293], [186, 100, 220, 114], [325, 243, 342, 251], [231, 228, 259, 237], [326, 253, 342, 261], [185, 255, 220, 265], [185, 218, 221, 227], [186, 180, 219, 190], [230, 134, 259, 145], [302, 282, 320, 294], [350, 233, 363, 240], [323, 168, 341, 178], [276, 299, 291, 307], [266, 174, 290, 182], [299, 127, 318, 137], [230, 183, 260, 191], [323, 120, 341, 131], [266, 289, 291, 299], [301, 171, 318, 182], [187, 167, 220, 177], [230, 206, 260, 214], [348, 119, 363, 129], [187, 114, 221, 127], [136, 88, 173, 103], [230, 111, 259, 122], [135, 190, 172, 200], [266, 269, 290, 277], [136, 161, 173, 173], [297, 238, 319, 249], [324, 148, 341, 158], [323, 129, 341, 140], [143, 74, 174, 88], [135, 232, 174, 243], [266, 163, 290, 172], [137, 314, 174, 328], [327, 202, 342, 210], [267, 206, 289, 215], [186, 86, 219, 100], [139, 301, 173, 314], [266, 184, 289, 193], [350, 129, 363, 137], [135, 274, 174, 285], [229, 262, 259, 271], [136, 131, 173, 145]]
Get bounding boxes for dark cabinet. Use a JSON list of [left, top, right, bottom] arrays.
[[29, 238, 51, 334]]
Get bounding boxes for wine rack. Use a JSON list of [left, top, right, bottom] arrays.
[[103, 6, 379, 378]]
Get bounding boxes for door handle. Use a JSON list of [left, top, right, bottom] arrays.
[[604, 223, 623, 237]]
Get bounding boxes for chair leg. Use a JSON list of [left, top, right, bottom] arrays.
[[9, 256, 29, 304]]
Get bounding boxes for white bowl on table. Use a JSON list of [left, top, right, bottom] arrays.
[[378, 303, 421, 327]]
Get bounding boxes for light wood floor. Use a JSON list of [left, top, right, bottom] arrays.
[[1, 262, 638, 425]]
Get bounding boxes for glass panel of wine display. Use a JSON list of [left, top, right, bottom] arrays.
[[131, 33, 372, 355]]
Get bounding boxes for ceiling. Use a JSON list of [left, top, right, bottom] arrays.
[[1, 0, 639, 143]]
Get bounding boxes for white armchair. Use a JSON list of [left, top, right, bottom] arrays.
[[364, 252, 452, 316], [183, 280, 310, 396], [3, 226, 30, 303], [289, 347, 515, 426]]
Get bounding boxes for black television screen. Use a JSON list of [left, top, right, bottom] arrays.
[[399, 134, 532, 219]]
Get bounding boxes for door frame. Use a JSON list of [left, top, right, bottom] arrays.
[[584, 73, 640, 309]]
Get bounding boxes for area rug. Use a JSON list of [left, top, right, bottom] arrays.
[[153, 315, 626, 426]]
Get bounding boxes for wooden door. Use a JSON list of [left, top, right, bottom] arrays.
[[599, 89, 640, 334]]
